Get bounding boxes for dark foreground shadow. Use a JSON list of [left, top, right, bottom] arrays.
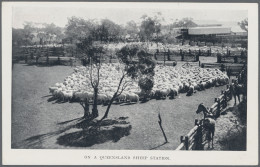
[[12, 117, 131, 149], [57, 117, 131, 147]]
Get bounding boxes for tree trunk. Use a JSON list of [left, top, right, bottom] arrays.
[[83, 101, 90, 119], [92, 87, 99, 118], [101, 94, 116, 121]]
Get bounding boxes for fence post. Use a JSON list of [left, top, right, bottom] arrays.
[[180, 49, 184, 61], [168, 49, 170, 61], [221, 90, 227, 108], [226, 85, 232, 100], [185, 136, 189, 150], [180, 136, 185, 149], [195, 124, 203, 150], [224, 91, 228, 108], [215, 98, 221, 118], [234, 56, 238, 63], [217, 53, 221, 63], [195, 119, 198, 125], [196, 53, 200, 62], [46, 53, 49, 65], [180, 136, 184, 144]]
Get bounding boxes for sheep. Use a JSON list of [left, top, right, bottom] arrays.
[[53, 88, 63, 98], [160, 89, 169, 99], [97, 94, 107, 105], [186, 85, 195, 96], [126, 93, 139, 103], [62, 90, 74, 102], [167, 87, 178, 99], [49, 86, 58, 94], [103, 93, 114, 105], [50, 63, 231, 104], [115, 93, 126, 103]]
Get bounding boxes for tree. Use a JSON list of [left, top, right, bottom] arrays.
[[100, 44, 140, 121], [238, 18, 248, 32], [22, 22, 36, 46], [12, 28, 25, 46], [140, 15, 156, 43], [125, 20, 139, 40], [100, 44, 156, 121], [139, 13, 164, 46], [138, 76, 154, 101], [77, 37, 106, 119], [172, 17, 197, 28], [43, 23, 64, 44], [65, 17, 96, 43], [37, 31, 48, 45], [96, 19, 123, 42]]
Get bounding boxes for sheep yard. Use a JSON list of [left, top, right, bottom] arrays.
[[12, 61, 227, 150]]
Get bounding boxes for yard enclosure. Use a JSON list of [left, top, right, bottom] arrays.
[[12, 64, 226, 149]]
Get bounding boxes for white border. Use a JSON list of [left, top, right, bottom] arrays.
[[2, 2, 258, 165]]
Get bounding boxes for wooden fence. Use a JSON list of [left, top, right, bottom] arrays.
[[201, 63, 245, 77], [154, 49, 200, 64], [175, 85, 233, 150], [217, 50, 247, 64]]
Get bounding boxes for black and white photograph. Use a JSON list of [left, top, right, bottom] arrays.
[[2, 2, 258, 165]]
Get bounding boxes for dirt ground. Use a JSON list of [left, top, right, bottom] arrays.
[[211, 97, 247, 151], [11, 62, 227, 150]]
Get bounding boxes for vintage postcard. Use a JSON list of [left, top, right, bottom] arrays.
[[2, 2, 258, 165]]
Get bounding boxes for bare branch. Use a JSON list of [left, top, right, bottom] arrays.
[[97, 65, 100, 86], [113, 72, 127, 97], [79, 101, 85, 108]]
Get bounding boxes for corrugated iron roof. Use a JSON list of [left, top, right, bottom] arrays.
[[188, 27, 231, 35]]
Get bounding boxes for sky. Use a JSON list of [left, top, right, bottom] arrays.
[[12, 2, 248, 29]]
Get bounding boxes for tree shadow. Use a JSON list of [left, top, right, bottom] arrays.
[[150, 142, 168, 150], [46, 96, 67, 104], [120, 102, 137, 106], [41, 95, 52, 98], [47, 96, 57, 102], [57, 117, 132, 147], [57, 117, 84, 125]]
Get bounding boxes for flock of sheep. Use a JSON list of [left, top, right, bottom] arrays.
[[49, 63, 229, 105], [103, 42, 246, 55]]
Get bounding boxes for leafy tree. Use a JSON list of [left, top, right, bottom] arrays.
[[140, 15, 156, 43], [43, 23, 64, 44], [12, 28, 25, 46], [65, 17, 96, 43], [125, 20, 139, 40], [172, 17, 197, 28], [139, 13, 164, 46], [37, 31, 48, 45], [22, 22, 36, 46], [138, 76, 154, 101], [97, 19, 123, 42], [238, 18, 248, 32]]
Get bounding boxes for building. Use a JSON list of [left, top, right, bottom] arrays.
[[178, 26, 231, 40]]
